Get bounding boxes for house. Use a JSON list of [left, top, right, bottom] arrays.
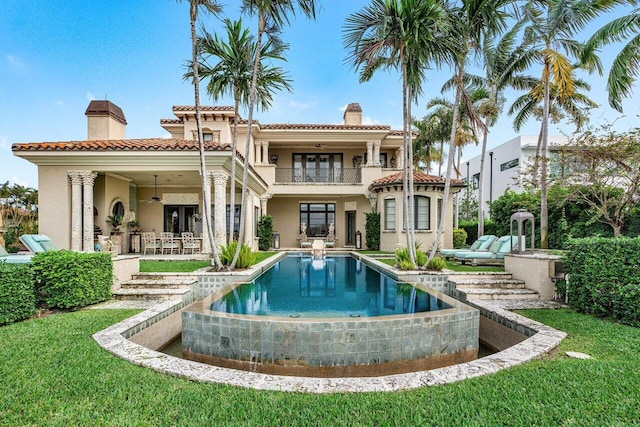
[[460, 135, 568, 218], [12, 101, 464, 253]]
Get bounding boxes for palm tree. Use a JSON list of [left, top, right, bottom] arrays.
[[192, 19, 292, 246], [235, 0, 317, 269], [583, 8, 640, 112], [426, 0, 511, 266], [412, 118, 442, 173], [472, 22, 537, 237], [344, 0, 449, 268], [177, 0, 223, 269], [519, 0, 620, 248]]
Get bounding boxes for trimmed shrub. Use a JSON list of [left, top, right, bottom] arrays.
[[257, 215, 274, 251], [365, 211, 380, 250], [220, 241, 256, 269], [565, 237, 640, 326], [453, 228, 467, 249], [32, 251, 112, 310], [458, 220, 478, 244], [0, 263, 35, 325], [426, 256, 446, 271]]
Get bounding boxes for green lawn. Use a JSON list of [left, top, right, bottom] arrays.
[[376, 257, 504, 272], [1, 309, 639, 426], [139, 251, 278, 273]]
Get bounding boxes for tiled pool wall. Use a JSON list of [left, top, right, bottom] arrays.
[[181, 285, 479, 377]]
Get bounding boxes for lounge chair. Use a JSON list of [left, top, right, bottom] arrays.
[[454, 236, 518, 266], [19, 234, 57, 254], [0, 244, 34, 264], [439, 234, 496, 260]]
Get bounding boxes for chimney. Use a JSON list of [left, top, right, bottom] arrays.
[[85, 100, 127, 140], [343, 103, 362, 125]]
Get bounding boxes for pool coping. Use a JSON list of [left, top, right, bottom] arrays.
[[92, 295, 566, 393]]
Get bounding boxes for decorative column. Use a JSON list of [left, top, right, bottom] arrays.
[[366, 142, 374, 166], [201, 172, 213, 254], [261, 141, 269, 166], [81, 172, 97, 252], [397, 147, 405, 170], [373, 141, 381, 166], [68, 171, 84, 251], [260, 193, 272, 215], [254, 141, 262, 165], [211, 171, 228, 248]]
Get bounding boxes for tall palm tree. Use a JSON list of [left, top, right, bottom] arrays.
[[472, 22, 537, 237], [583, 8, 640, 112], [235, 0, 317, 269], [192, 19, 292, 246], [426, 0, 510, 266], [519, 0, 620, 248], [344, 0, 449, 268], [412, 118, 442, 173], [177, 0, 223, 269]]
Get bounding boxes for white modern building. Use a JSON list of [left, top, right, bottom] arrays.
[[460, 135, 568, 218]]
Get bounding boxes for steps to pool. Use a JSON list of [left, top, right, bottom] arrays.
[[448, 272, 540, 301], [113, 273, 196, 301]]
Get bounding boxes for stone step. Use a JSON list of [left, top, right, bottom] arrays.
[[451, 278, 526, 289], [113, 288, 191, 301], [460, 287, 540, 301], [131, 273, 197, 281], [447, 272, 513, 281], [121, 278, 197, 290]]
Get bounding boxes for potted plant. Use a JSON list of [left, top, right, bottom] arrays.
[[106, 214, 124, 234], [127, 219, 140, 233]]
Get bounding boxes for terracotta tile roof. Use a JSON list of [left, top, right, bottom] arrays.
[[260, 123, 391, 131], [172, 105, 235, 112], [160, 119, 182, 124], [12, 138, 231, 152], [369, 172, 466, 190]]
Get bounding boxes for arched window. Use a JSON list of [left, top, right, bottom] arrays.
[[112, 201, 125, 218]]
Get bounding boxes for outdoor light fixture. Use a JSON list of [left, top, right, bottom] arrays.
[[270, 154, 278, 165], [390, 156, 396, 168]]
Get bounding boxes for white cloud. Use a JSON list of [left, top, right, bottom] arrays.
[[10, 175, 29, 187], [338, 104, 348, 112], [289, 100, 316, 110], [86, 92, 95, 101], [6, 54, 26, 71], [362, 116, 381, 126]]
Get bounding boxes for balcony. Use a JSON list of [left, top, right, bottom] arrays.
[[274, 168, 361, 184]]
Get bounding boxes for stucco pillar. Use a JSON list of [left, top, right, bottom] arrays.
[[373, 141, 381, 166], [366, 142, 374, 166], [397, 147, 405, 170], [68, 171, 83, 252], [81, 172, 97, 252], [211, 171, 228, 247], [199, 172, 212, 254], [254, 141, 262, 165], [260, 193, 271, 215], [261, 141, 269, 166]]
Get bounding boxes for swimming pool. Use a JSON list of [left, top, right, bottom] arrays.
[[182, 254, 479, 377]]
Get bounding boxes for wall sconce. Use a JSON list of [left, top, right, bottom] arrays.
[[352, 155, 362, 168], [390, 156, 396, 168], [270, 154, 278, 165]]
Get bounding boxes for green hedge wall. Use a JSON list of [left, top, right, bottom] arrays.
[[365, 211, 380, 251], [32, 251, 113, 309], [452, 228, 467, 249], [565, 237, 640, 326], [0, 263, 35, 325]]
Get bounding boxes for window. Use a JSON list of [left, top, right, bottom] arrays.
[[414, 196, 430, 230], [384, 198, 396, 230], [203, 133, 214, 142], [165, 205, 198, 234], [254, 206, 260, 238], [437, 198, 442, 228], [210, 205, 240, 239], [299, 203, 335, 237], [500, 158, 519, 171], [472, 173, 480, 190], [293, 153, 343, 183]]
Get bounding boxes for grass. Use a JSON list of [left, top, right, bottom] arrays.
[[376, 257, 504, 272], [1, 308, 639, 425], [139, 251, 278, 273]]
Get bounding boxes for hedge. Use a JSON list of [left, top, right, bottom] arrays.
[[565, 237, 640, 326], [0, 263, 35, 325], [31, 251, 113, 309], [452, 228, 467, 249]]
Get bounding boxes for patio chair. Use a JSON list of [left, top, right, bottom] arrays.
[[0, 244, 34, 263], [19, 234, 57, 253], [439, 234, 496, 260], [160, 232, 180, 255], [181, 232, 200, 255], [142, 232, 160, 255], [454, 236, 518, 266], [324, 223, 336, 249], [298, 222, 312, 249]]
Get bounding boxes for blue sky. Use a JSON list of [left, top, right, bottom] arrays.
[[1, 0, 638, 189]]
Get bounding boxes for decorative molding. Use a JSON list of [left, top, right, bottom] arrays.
[[162, 193, 199, 205]]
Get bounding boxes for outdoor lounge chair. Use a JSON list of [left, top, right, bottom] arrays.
[[19, 234, 57, 254], [439, 234, 496, 260], [0, 244, 34, 264], [454, 235, 518, 266]]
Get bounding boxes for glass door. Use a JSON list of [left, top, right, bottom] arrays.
[[346, 210, 356, 246]]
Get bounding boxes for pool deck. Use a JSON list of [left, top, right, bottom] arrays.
[[91, 297, 567, 393]]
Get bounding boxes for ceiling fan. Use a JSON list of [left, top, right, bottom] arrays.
[[139, 174, 163, 203]]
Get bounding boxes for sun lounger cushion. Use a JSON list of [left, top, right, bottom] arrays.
[[440, 235, 496, 258]]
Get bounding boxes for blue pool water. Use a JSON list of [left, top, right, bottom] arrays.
[[210, 255, 451, 318]]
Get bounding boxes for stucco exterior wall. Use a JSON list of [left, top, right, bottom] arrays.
[[38, 166, 72, 249]]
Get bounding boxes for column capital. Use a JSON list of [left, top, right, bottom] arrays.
[[68, 170, 84, 185], [81, 171, 98, 185], [210, 170, 228, 187]]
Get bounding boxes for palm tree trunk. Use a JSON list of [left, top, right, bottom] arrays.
[[477, 115, 490, 237], [231, 12, 265, 270], [407, 85, 417, 265], [427, 65, 463, 265], [540, 57, 550, 249], [190, 1, 221, 269], [228, 95, 240, 244], [401, 61, 416, 267]]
